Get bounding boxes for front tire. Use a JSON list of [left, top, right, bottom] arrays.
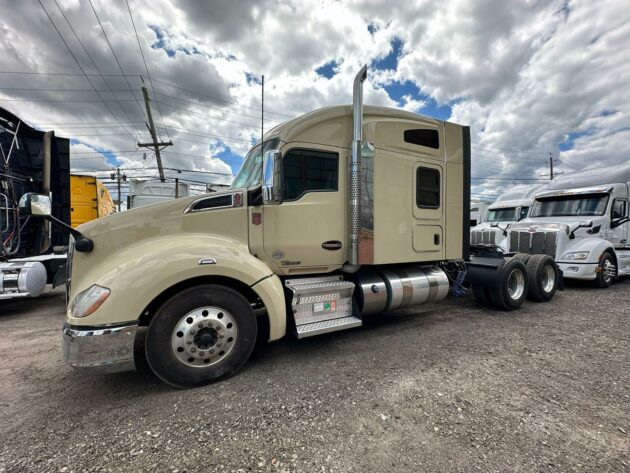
[[146, 284, 257, 388], [595, 251, 616, 288]]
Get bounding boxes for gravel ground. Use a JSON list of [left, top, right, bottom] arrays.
[[0, 281, 629, 473]]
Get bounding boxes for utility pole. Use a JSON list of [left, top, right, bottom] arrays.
[[261, 75, 264, 152], [138, 85, 172, 182], [110, 167, 127, 212], [540, 152, 563, 180]]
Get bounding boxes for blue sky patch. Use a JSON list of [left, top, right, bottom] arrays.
[[149, 25, 176, 57], [367, 22, 378, 35], [71, 139, 120, 167], [245, 73, 262, 85], [213, 142, 245, 175], [372, 37, 403, 70], [315, 60, 339, 79], [381, 80, 453, 120], [558, 131, 589, 151]]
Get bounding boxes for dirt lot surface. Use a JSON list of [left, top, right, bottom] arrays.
[[1, 281, 629, 473]]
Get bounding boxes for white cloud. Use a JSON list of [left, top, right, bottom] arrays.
[[0, 0, 628, 200]]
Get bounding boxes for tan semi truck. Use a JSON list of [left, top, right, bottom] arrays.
[[18, 67, 560, 387]]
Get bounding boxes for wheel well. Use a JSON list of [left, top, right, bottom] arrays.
[[138, 275, 265, 327], [603, 248, 618, 274]]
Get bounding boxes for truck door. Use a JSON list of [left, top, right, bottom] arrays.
[[609, 192, 628, 248], [412, 163, 444, 259], [262, 145, 346, 272]]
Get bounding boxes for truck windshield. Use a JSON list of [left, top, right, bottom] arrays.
[[231, 138, 279, 189], [486, 208, 517, 222], [530, 193, 609, 217]]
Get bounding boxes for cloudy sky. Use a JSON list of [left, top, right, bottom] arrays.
[[0, 0, 628, 200]]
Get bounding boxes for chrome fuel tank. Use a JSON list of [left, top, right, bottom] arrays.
[[354, 266, 449, 315]]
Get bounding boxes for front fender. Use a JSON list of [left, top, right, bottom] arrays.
[[67, 234, 281, 329], [558, 237, 615, 264]]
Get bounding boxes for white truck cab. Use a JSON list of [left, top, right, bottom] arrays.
[[470, 201, 490, 227], [470, 185, 545, 251], [508, 164, 630, 287]]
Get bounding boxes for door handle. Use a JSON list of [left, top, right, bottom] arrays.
[[434, 234, 440, 245], [322, 240, 342, 250]]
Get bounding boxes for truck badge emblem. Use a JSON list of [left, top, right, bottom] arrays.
[[272, 250, 284, 260]]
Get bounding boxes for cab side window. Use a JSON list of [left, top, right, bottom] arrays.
[[519, 206, 529, 220], [416, 167, 440, 208], [282, 149, 338, 201], [612, 199, 627, 220]]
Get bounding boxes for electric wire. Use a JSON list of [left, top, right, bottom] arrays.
[[36, 0, 139, 141]]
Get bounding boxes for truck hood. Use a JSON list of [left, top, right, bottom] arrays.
[[514, 216, 608, 238], [75, 189, 249, 256]]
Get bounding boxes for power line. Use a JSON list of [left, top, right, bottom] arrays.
[[154, 91, 278, 122], [0, 70, 296, 119], [124, 0, 171, 141], [85, 0, 147, 120], [155, 99, 269, 129], [150, 78, 296, 119], [51, 0, 144, 140], [471, 177, 546, 181], [36, 0, 138, 141]]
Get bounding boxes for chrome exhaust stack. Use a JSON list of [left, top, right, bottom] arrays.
[[345, 64, 367, 273]]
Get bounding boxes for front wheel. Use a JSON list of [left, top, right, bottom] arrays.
[[146, 284, 257, 388], [595, 252, 616, 288]]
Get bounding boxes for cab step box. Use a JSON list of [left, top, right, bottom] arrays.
[[285, 276, 361, 339]]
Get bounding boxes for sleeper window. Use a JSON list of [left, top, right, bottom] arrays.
[[416, 167, 440, 208]]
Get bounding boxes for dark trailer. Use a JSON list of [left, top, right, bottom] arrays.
[[0, 107, 70, 299]]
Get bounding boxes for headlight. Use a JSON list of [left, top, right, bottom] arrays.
[[562, 251, 590, 261], [70, 284, 110, 318]]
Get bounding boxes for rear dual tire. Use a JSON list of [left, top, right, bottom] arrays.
[[488, 258, 528, 311], [472, 258, 528, 311], [526, 254, 558, 302]]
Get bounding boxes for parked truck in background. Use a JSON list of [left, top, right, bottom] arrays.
[[70, 175, 116, 228], [128, 179, 190, 209], [0, 107, 70, 300], [470, 185, 546, 251], [507, 164, 630, 287], [22, 66, 560, 388], [470, 201, 490, 227]]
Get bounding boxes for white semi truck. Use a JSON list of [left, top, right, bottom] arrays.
[[470, 201, 490, 227], [508, 164, 630, 287], [18, 67, 561, 387], [470, 185, 546, 251]]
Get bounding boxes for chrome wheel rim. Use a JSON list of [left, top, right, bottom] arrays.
[[507, 269, 525, 300], [602, 259, 616, 283], [171, 306, 238, 368], [541, 265, 555, 293]]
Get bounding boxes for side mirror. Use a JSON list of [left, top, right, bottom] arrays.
[[19, 193, 51, 217], [262, 150, 282, 204]]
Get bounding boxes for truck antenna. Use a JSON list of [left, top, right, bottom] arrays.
[[261, 74, 264, 160]]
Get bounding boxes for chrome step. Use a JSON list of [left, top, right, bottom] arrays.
[[285, 275, 361, 339], [296, 316, 362, 338]]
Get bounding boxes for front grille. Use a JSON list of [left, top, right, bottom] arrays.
[[471, 229, 498, 245], [508, 230, 558, 257]]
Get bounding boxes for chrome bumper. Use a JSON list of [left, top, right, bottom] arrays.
[[63, 322, 138, 373]]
